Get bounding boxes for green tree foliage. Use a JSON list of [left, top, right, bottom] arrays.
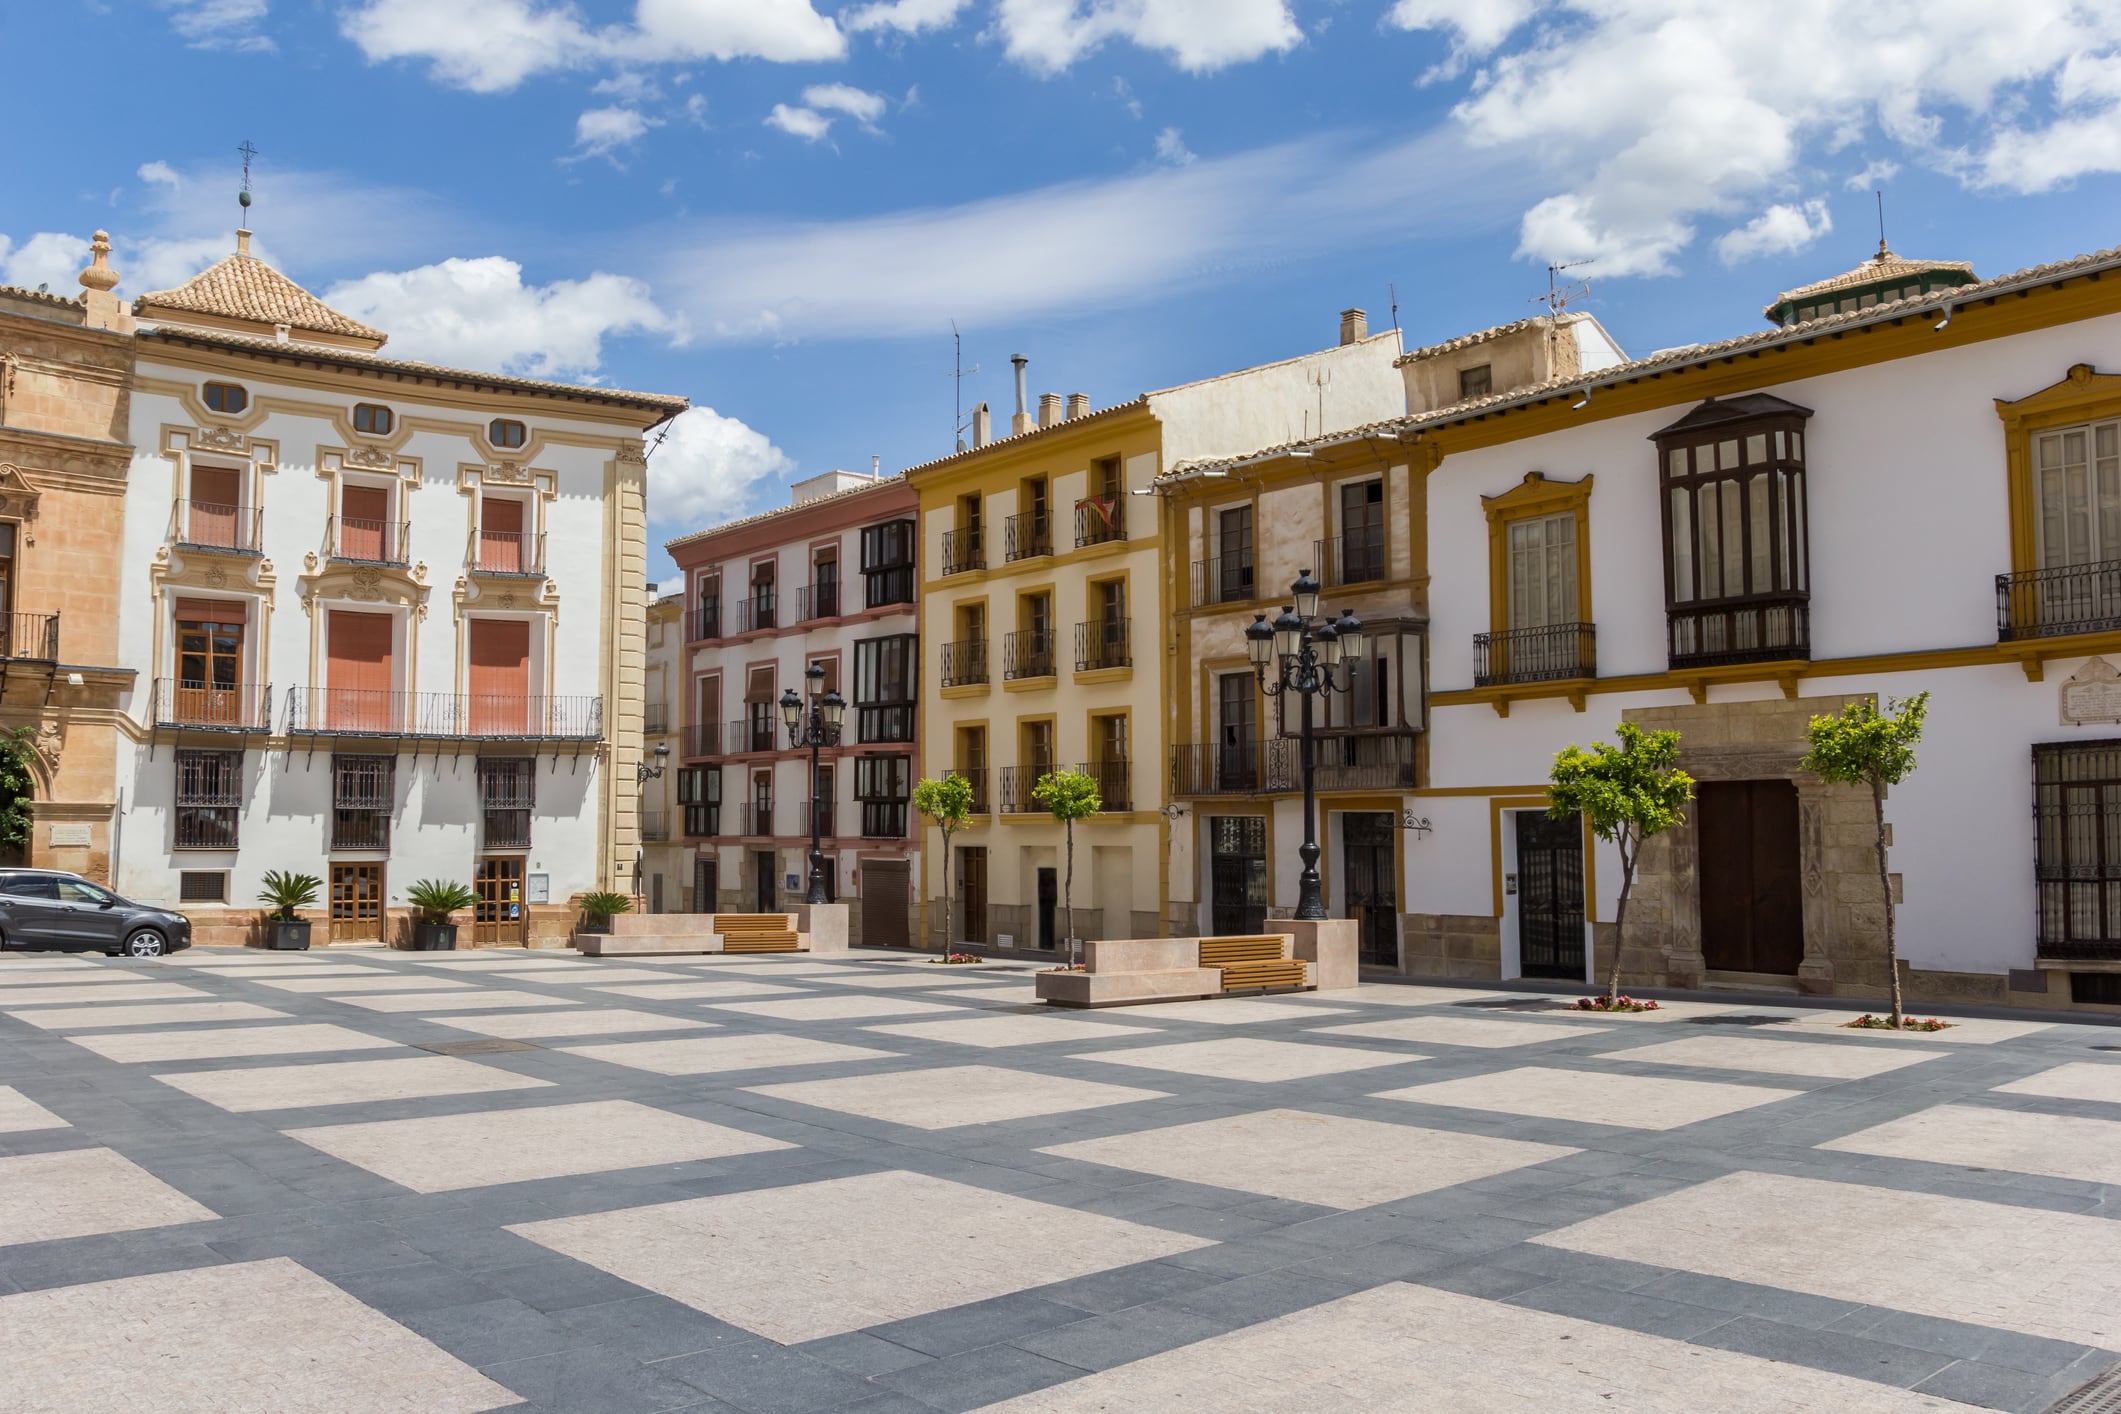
[[1033, 767, 1102, 965], [1548, 722, 1695, 1003], [913, 772, 976, 949], [578, 890, 633, 918], [406, 879, 479, 924], [0, 725, 38, 857], [1802, 692, 1930, 1027], [256, 870, 323, 921]]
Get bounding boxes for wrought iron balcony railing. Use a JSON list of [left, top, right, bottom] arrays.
[[680, 722, 720, 758], [1003, 629, 1056, 681], [998, 763, 1054, 814], [941, 639, 989, 688], [734, 594, 778, 634], [1667, 594, 1809, 668], [171, 500, 262, 555], [1192, 552, 1255, 607], [1082, 758, 1131, 811], [729, 716, 779, 754], [326, 515, 410, 566], [1076, 498, 1124, 548], [1075, 618, 1131, 672], [1169, 741, 1281, 796], [686, 606, 720, 642], [1998, 560, 2121, 641], [739, 802, 775, 837], [799, 801, 836, 838], [469, 528, 546, 576], [1004, 511, 1051, 562], [153, 678, 270, 731], [643, 705, 670, 736], [940, 527, 984, 577], [1316, 527, 1386, 586], [639, 810, 670, 842], [796, 581, 841, 621], [1475, 622, 1597, 686], [953, 766, 990, 813], [0, 612, 59, 662], [283, 689, 602, 739]]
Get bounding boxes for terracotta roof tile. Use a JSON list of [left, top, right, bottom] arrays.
[[134, 253, 386, 343], [1768, 247, 1975, 313], [664, 474, 907, 550]]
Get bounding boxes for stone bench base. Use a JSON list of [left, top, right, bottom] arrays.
[[1034, 934, 1317, 1008]]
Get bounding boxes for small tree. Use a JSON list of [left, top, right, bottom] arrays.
[[913, 772, 975, 949], [1802, 692, 1929, 1027], [1548, 722, 1695, 1005], [0, 725, 38, 860], [1033, 767, 1101, 965]]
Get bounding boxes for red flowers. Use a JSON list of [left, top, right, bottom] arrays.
[[1845, 1013, 1951, 1031], [1575, 994, 1660, 1013]]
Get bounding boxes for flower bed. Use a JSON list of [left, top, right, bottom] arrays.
[[1573, 994, 1660, 1013], [1845, 1013, 1951, 1032], [1041, 963, 1086, 973], [929, 952, 984, 965]]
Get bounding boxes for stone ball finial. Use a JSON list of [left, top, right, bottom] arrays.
[[78, 230, 119, 292]]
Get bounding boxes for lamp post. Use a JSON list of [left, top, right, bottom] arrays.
[[635, 741, 669, 784], [779, 662, 846, 906], [1245, 570, 1364, 921]]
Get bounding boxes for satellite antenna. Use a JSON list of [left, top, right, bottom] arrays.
[[237, 139, 259, 227], [1532, 260, 1592, 317], [949, 321, 981, 452], [1309, 366, 1331, 435]]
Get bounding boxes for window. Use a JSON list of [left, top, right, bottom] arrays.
[[693, 575, 720, 640], [944, 494, 985, 575], [178, 871, 228, 903], [855, 754, 911, 838], [331, 754, 395, 851], [489, 418, 528, 449], [173, 605, 246, 726], [1207, 504, 1255, 604], [56, 878, 115, 906], [1008, 476, 1051, 560], [478, 757, 535, 848], [746, 667, 778, 752], [1654, 395, 1812, 667], [1079, 579, 1130, 671], [861, 519, 916, 606], [352, 403, 394, 436], [203, 382, 248, 414], [1089, 715, 1130, 809], [678, 765, 722, 837], [1335, 480, 1386, 583], [2035, 740, 2121, 960], [2033, 419, 2121, 569], [1007, 592, 1055, 679], [1459, 365, 1493, 399], [956, 725, 989, 811], [854, 634, 917, 743], [0, 874, 55, 898], [174, 749, 241, 849], [748, 560, 777, 631], [809, 550, 840, 619], [1508, 514, 1578, 629], [1078, 457, 1127, 547]]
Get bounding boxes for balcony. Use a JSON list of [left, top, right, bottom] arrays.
[[796, 581, 841, 622], [1170, 741, 1281, 795], [1004, 511, 1051, 563], [1309, 732, 1419, 791], [1082, 758, 1131, 811], [0, 612, 59, 662], [1076, 498, 1125, 548], [860, 800, 909, 838], [1668, 594, 1809, 668], [798, 801, 836, 838], [941, 527, 984, 577], [1192, 552, 1255, 607], [681, 722, 720, 758], [864, 564, 915, 608], [1075, 618, 1131, 672], [469, 528, 545, 577], [643, 705, 670, 736], [998, 763, 1054, 814], [953, 766, 991, 814], [640, 810, 670, 842], [283, 689, 603, 739], [171, 501, 262, 555], [682, 804, 721, 839], [1475, 623, 1597, 686], [941, 638, 989, 688], [1998, 561, 2121, 642], [1003, 629, 1056, 681], [1315, 527, 1386, 586], [153, 678, 270, 731], [729, 716, 780, 754], [739, 802, 776, 837], [734, 594, 778, 634], [327, 515, 411, 567], [686, 605, 721, 642]]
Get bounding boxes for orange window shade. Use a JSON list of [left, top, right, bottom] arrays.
[[174, 597, 247, 623], [340, 485, 390, 561], [189, 467, 242, 549], [327, 611, 394, 731], [481, 497, 525, 573], [468, 619, 532, 734]]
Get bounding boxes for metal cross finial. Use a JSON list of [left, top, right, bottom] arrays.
[[238, 140, 260, 184]]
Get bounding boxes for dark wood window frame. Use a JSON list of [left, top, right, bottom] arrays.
[[489, 418, 528, 449], [854, 634, 917, 743], [203, 382, 248, 414], [2035, 739, 2121, 960], [352, 403, 394, 436]]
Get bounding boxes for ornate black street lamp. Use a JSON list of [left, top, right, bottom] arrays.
[[779, 662, 846, 906], [635, 741, 669, 784], [1245, 570, 1364, 921]]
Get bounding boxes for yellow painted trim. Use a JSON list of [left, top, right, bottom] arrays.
[[1003, 675, 1058, 694], [1996, 363, 2121, 575], [1481, 472, 1593, 643], [939, 682, 991, 700], [1073, 665, 1133, 687]]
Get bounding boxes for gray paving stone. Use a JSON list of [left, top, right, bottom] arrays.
[[401, 1295, 609, 1367], [867, 1293, 1096, 1358], [793, 1332, 936, 1378], [1692, 1313, 1961, 1388], [1031, 1259, 1226, 1314], [655, 1343, 881, 1414], [1009, 1303, 1233, 1372], [1508, 1277, 1739, 1340], [556, 1295, 762, 1362], [873, 1343, 1089, 1414], [1165, 1268, 1363, 1326], [1912, 1358, 2069, 1414], [1630, 1270, 1868, 1329], [478, 1349, 733, 1414]]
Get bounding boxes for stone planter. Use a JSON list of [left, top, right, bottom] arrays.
[[263, 919, 311, 951], [411, 922, 458, 951], [578, 914, 615, 936]]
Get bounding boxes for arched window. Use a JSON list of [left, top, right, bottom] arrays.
[[353, 404, 394, 435], [490, 418, 528, 449]]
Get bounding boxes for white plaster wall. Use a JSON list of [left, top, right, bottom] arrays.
[[1149, 331, 1405, 460]]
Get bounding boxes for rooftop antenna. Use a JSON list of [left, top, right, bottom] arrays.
[[1388, 282, 1400, 336], [948, 321, 981, 452], [237, 139, 258, 225], [1532, 259, 1592, 318], [1309, 366, 1331, 435], [1875, 187, 1889, 259]]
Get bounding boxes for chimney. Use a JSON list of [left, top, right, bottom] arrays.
[[972, 401, 991, 448], [1010, 354, 1032, 436], [1066, 393, 1090, 420], [871, 454, 881, 478], [1038, 393, 1062, 430], [236, 228, 253, 256], [1340, 308, 1368, 345]]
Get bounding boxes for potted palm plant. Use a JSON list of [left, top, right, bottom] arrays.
[[578, 890, 632, 936], [405, 879, 477, 951], [257, 870, 321, 950]]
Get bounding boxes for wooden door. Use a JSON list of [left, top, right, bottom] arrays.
[[1516, 811, 1585, 979], [329, 863, 383, 943], [468, 619, 532, 734], [340, 484, 390, 561], [957, 846, 987, 946], [327, 611, 394, 731], [1697, 780, 1805, 975], [860, 859, 910, 947], [480, 497, 524, 573], [693, 855, 718, 912], [1209, 816, 1268, 935], [190, 465, 243, 549], [472, 857, 526, 946], [1344, 812, 1399, 965], [753, 850, 777, 912], [1217, 674, 1256, 787], [176, 600, 246, 725]]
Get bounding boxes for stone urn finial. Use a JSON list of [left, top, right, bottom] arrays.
[[78, 230, 119, 293]]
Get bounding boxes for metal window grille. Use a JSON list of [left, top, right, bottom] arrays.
[[478, 757, 536, 849], [174, 749, 241, 849]]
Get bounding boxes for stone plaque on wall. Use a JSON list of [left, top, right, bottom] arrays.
[[2061, 658, 2121, 726], [48, 824, 91, 847]]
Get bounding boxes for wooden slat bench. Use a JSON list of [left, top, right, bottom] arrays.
[[1199, 935, 1307, 993], [716, 914, 801, 953]]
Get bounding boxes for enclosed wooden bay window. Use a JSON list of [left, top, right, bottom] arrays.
[[1654, 395, 1812, 668]]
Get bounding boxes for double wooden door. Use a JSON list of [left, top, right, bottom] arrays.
[[860, 859, 910, 948], [473, 857, 526, 947], [1697, 780, 1805, 975], [329, 863, 383, 943]]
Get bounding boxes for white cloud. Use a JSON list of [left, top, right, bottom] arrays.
[[765, 104, 836, 142], [159, 0, 274, 51], [137, 161, 183, 190], [576, 106, 659, 157], [804, 83, 888, 125], [1154, 127, 1195, 165], [685, 93, 709, 125], [648, 406, 795, 525], [322, 257, 683, 379], [1713, 199, 1832, 265], [1391, 0, 2121, 277], [1845, 159, 1902, 191], [0, 234, 92, 293], [845, 0, 972, 35], [991, 0, 1302, 75]]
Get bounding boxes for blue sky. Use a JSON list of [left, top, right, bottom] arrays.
[[5, 1, 2120, 585]]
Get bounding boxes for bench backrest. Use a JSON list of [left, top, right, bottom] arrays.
[[716, 914, 796, 934], [1200, 935, 1286, 967]]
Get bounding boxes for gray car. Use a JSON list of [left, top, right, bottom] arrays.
[[0, 870, 193, 958]]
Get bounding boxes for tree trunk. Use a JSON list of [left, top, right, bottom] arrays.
[[1606, 832, 1635, 1004], [1874, 777, 1903, 1027], [940, 829, 955, 951], [1064, 820, 1077, 966]]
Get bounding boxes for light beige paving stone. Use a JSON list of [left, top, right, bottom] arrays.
[[1319, 1016, 1608, 1049], [592, 981, 804, 1000], [562, 1033, 895, 1076], [491, 966, 679, 984], [334, 989, 576, 1012], [1536, 1169, 2121, 1349], [512, 1169, 1211, 1343], [431, 1008, 717, 1040], [68, 1024, 400, 1064], [157, 1055, 551, 1113], [1774, 1012, 2055, 1044], [1106, 999, 1355, 1025], [1375, 1065, 1802, 1130], [746, 1063, 1165, 1130], [1040, 1109, 1578, 1209], [704, 960, 852, 976], [946, 985, 1042, 1004], [810, 969, 1013, 989], [1, 1257, 518, 1413], [709, 995, 964, 1022], [0, 1086, 68, 1133], [0, 956, 103, 970], [0, 1147, 216, 1245], [1076, 1037, 1418, 1084], [5, 1001, 288, 1029], [1601, 1034, 1949, 1079], [253, 974, 475, 994], [0, 982, 208, 1005], [1323, 985, 1518, 1007], [1818, 1103, 2121, 1186], [970, 1280, 1989, 1413], [1994, 1061, 2121, 1103], [5, 968, 153, 984], [864, 1015, 1158, 1049], [174, 964, 383, 976], [288, 1099, 795, 1193]]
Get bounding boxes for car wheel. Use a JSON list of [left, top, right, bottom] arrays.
[[123, 929, 167, 959]]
